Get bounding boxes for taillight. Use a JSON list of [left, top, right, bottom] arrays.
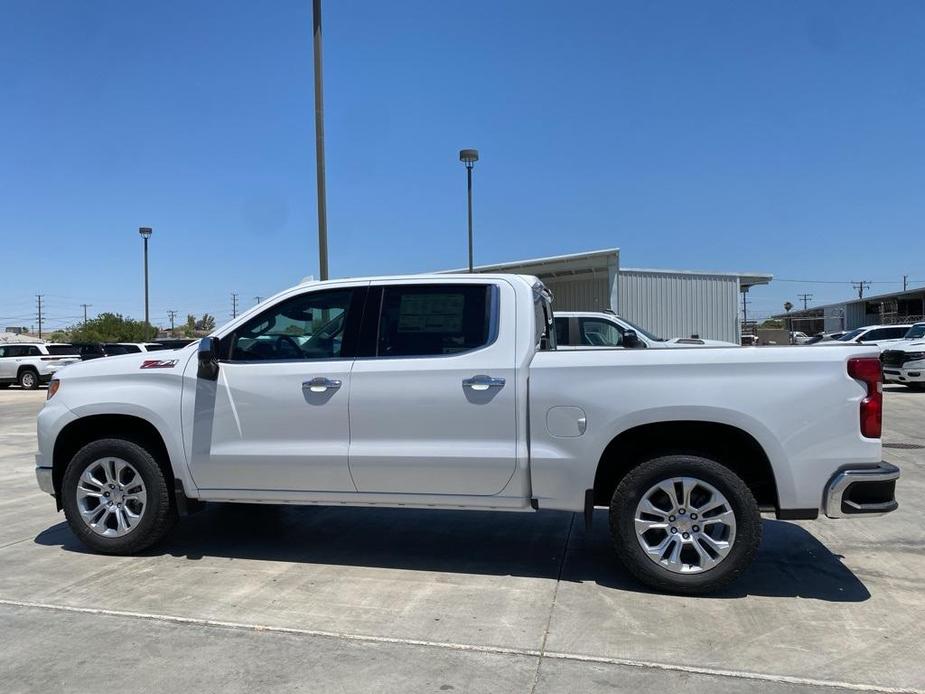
[[46, 379, 60, 401], [847, 357, 882, 438]]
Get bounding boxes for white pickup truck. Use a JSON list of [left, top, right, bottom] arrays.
[[34, 274, 899, 594], [554, 311, 738, 349], [881, 322, 925, 389]]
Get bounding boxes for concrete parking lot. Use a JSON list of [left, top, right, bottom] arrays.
[[1, 387, 923, 693]]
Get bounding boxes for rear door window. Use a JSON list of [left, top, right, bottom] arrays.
[[554, 317, 570, 345], [376, 284, 492, 357]]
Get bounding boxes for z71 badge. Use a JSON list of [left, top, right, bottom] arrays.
[[139, 359, 179, 369]]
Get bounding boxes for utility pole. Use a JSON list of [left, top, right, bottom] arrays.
[[851, 281, 871, 299], [798, 293, 813, 310], [35, 294, 44, 339], [80, 303, 92, 325], [312, 0, 329, 281], [254, 296, 262, 305], [903, 275, 909, 292], [231, 293, 239, 319], [167, 310, 178, 331]]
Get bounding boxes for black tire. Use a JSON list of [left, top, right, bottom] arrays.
[[610, 455, 761, 595], [62, 438, 177, 554], [18, 368, 39, 390]]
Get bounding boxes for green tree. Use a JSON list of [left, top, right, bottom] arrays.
[[759, 319, 784, 329], [68, 313, 155, 342], [183, 314, 197, 338], [196, 313, 216, 332], [48, 330, 69, 342]]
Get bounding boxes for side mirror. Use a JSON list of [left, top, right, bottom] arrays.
[[623, 329, 640, 348], [197, 337, 220, 380]]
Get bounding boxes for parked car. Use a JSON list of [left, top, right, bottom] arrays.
[[790, 331, 811, 344], [820, 324, 913, 351], [100, 342, 170, 355], [804, 332, 846, 345], [71, 343, 107, 361], [35, 274, 898, 594], [153, 339, 197, 350], [880, 322, 925, 389], [554, 311, 738, 349], [0, 343, 80, 389]]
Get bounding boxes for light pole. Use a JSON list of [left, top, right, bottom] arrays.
[[459, 149, 479, 272], [139, 227, 152, 332], [312, 0, 329, 280], [784, 301, 793, 344]]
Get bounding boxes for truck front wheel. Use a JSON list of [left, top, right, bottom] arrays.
[[61, 438, 177, 554], [609, 455, 761, 594]]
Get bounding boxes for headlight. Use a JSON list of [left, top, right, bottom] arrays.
[[46, 379, 60, 400]]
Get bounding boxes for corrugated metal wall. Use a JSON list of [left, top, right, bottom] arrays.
[[542, 274, 613, 312], [618, 270, 740, 343]]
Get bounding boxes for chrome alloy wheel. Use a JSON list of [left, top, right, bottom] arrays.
[[76, 458, 147, 537], [633, 476, 736, 574]]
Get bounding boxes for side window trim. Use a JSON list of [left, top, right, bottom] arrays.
[[357, 282, 500, 360]]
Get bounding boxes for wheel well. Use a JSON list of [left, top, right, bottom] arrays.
[[593, 421, 778, 510], [52, 415, 175, 498], [17, 365, 38, 375]]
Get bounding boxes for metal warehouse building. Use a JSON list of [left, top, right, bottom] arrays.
[[455, 249, 772, 343], [774, 287, 925, 335]]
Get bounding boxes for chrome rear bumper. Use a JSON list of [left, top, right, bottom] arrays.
[[824, 462, 900, 519]]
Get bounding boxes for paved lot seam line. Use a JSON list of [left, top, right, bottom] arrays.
[[1, 598, 920, 694], [530, 512, 575, 694]]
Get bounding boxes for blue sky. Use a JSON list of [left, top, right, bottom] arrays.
[[1, 1, 924, 331]]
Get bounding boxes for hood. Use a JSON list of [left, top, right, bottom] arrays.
[[883, 340, 925, 353], [53, 347, 191, 380]]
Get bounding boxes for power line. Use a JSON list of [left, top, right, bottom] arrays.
[[798, 293, 813, 310]]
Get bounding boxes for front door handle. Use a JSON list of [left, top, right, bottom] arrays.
[[303, 377, 342, 393], [462, 374, 506, 391]]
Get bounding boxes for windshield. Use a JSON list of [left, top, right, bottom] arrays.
[[617, 316, 662, 342], [837, 328, 865, 342], [904, 325, 925, 340]]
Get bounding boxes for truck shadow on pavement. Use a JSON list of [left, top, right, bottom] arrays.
[[35, 505, 869, 602]]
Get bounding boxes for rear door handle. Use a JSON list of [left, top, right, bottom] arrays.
[[462, 374, 506, 391], [303, 377, 342, 393]]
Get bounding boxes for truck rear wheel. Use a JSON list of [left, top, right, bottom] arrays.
[[61, 438, 177, 554], [609, 454, 761, 594]]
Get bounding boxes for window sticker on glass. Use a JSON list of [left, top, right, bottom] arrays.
[[397, 294, 465, 333]]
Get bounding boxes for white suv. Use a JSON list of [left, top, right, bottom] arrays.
[[0, 343, 81, 390]]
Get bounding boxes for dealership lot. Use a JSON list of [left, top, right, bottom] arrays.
[[1, 388, 923, 693]]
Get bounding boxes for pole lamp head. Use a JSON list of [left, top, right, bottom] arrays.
[[459, 149, 479, 168], [139, 227, 153, 240]]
